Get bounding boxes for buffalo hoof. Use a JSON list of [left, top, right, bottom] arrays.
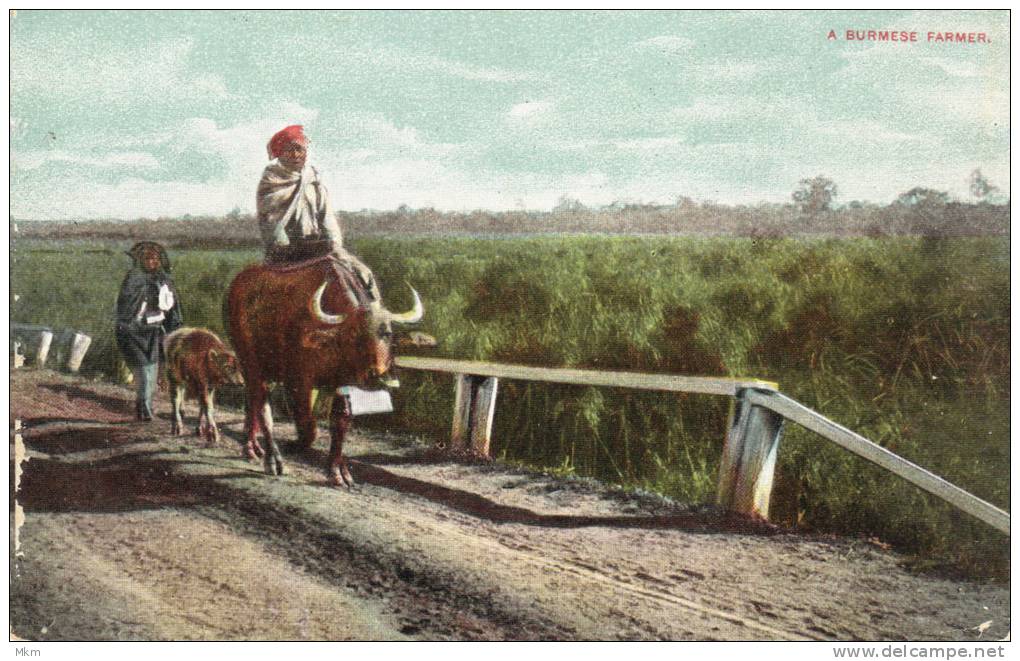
[[329, 464, 355, 489], [265, 455, 285, 476]]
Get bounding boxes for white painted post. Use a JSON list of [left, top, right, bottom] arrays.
[[717, 388, 784, 518], [35, 330, 53, 367], [66, 332, 92, 373], [12, 341, 25, 369], [451, 373, 474, 452], [470, 377, 499, 457], [450, 374, 500, 457]]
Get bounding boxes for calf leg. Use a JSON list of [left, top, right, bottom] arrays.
[[170, 382, 185, 436], [327, 392, 354, 487], [202, 388, 219, 446], [196, 392, 207, 438]]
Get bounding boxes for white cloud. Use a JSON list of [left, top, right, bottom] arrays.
[[508, 101, 553, 121], [813, 119, 923, 144], [636, 36, 695, 55], [411, 52, 538, 82], [693, 60, 758, 82], [12, 176, 242, 220], [12, 36, 235, 108], [669, 96, 745, 122], [302, 43, 539, 84], [613, 136, 685, 152], [167, 102, 322, 174], [320, 112, 465, 163], [11, 109, 480, 219], [13, 150, 160, 171], [838, 42, 1007, 136], [922, 57, 984, 78]]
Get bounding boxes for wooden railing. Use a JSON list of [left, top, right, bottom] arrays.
[[395, 356, 1009, 536]]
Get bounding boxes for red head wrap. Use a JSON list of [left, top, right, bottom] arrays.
[[267, 125, 309, 159]]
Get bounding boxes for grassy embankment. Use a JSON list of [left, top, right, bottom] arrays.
[[11, 235, 1009, 578]]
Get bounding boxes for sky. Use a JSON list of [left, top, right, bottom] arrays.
[[9, 9, 1010, 220]]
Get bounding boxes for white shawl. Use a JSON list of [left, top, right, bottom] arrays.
[[256, 161, 342, 250]]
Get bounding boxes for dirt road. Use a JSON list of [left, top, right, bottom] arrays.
[[9, 370, 1009, 641]]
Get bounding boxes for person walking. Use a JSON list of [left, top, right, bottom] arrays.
[[115, 241, 183, 421]]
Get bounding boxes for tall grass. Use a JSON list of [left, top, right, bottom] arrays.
[[11, 235, 1009, 578]]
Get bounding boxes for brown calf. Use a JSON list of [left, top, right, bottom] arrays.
[[164, 327, 243, 445]]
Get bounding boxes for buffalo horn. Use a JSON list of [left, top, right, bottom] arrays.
[[311, 281, 346, 325], [387, 285, 424, 325]]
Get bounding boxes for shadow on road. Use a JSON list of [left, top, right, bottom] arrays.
[[39, 384, 137, 418], [349, 460, 780, 536], [16, 455, 215, 513], [19, 424, 154, 455], [263, 442, 781, 537]]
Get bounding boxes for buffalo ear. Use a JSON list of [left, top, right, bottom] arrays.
[[394, 331, 439, 350], [302, 328, 341, 349]]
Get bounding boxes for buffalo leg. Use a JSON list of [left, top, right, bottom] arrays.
[[243, 410, 264, 458], [170, 383, 185, 436], [243, 383, 268, 460], [289, 382, 318, 450], [327, 393, 354, 487], [260, 399, 284, 476]]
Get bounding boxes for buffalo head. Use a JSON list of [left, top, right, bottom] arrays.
[[309, 278, 424, 389]]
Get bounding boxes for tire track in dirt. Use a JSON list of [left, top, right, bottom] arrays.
[[489, 538, 816, 640], [217, 447, 818, 640], [483, 536, 820, 641]]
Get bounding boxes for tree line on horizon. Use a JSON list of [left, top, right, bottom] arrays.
[[14, 169, 1008, 247]]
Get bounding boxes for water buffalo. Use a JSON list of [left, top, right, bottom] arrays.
[[225, 256, 423, 486], [164, 327, 243, 445]]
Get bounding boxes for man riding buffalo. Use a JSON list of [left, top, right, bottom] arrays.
[[228, 125, 429, 486], [256, 124, 380, 300]]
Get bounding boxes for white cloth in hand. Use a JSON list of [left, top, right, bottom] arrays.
[[158, 284, 175, 311]]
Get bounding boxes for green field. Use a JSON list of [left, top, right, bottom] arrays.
[[11, 235, 1010, 578]]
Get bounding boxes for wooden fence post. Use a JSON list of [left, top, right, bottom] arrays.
[[12, 341, 25, 369], [717, 388, 784, 518], [470, 376, 499, 457], [451, 374, 473, 451], [36, 330, 53, 366], [66, 332, 92, 373], [450, 374, 500, 457]]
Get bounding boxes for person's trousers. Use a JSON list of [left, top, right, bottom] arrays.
[[132, 363, 158, 420]]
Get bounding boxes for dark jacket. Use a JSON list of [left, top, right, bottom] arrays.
[[115, 268, 183, 367]]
